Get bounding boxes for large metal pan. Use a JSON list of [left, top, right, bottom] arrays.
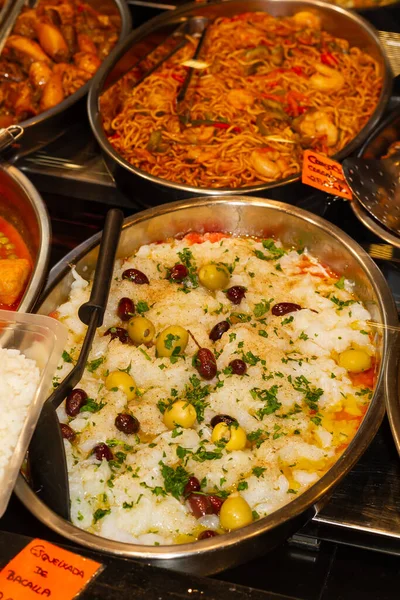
[[15, 196, 398, 575], [0, 163, 50, 311], [87, 0, 392, 206], [349, 104, 400, 457], [8, 0, 131, 158]]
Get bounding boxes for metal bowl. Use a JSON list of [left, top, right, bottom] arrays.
[[0, 164, 50, 311], [11, 0, 132, 158], [351, 105, 400, 248], [87, 0, 392, 206], [15, 196, 398, 575], [350, 105, 400, 457]]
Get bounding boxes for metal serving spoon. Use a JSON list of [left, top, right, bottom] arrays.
[[29, 208, 124, 520], [343, 153, 400, 236]]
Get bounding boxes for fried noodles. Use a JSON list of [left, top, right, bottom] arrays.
[[101, 11, 383, 189]]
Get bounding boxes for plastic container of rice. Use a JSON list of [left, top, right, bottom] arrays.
[[0, 309, 67, 517]]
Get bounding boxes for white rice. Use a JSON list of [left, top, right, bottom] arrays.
[[0, 348, 40, 483]]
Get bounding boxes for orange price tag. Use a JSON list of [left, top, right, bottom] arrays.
[[302, 150, 352, 200], [0, 539, 103, 600]]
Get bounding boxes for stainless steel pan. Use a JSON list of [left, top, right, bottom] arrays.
[[87, 0, 392, 205], [9, 0, 132, 158], [0, 163, 50, 311], [15, 196, 398, 575]]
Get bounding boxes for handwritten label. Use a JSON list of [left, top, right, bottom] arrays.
[[302, 150, 352, 200], [0, 539, 102, 600]]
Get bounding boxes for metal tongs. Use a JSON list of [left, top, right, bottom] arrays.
[[29, 208, 124, 521], [0, 0, 29, 56], [103, 16, 209, 94]]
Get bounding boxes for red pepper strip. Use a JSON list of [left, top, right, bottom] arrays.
[[291, 66, 304, 76], [284, 91, 310, 118], [171, 73, 185, 83], [261, 92, 285, 103], [213, 122, 241, 133], [77, 3, 85, 12], [321, 52, 339, 67]]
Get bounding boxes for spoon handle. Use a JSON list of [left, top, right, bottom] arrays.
[[47, 209, 123, 409], [78, 208, 124, 326]]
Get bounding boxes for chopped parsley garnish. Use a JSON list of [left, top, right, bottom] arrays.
[[242, 351, 261, 366], [164, 333, 178, 349], [237, 481, 248, 491], [86, 356, 105, 372], [252, 466, 266, 478], [334, 276, 346, 289], [330, 295, 356, 310], [139, 347, 151, 361], [281, 316, 294, 326], [123, 502, 133, 509], [291, 375, 323, 411], [185, 375, 210, 423], [80, 398, 106, 413], [310, 415, 322, 426], [93, 508, 110, 523], [247, 428, 269, 448], [254, 239, 286, 261], [159, 461, 191, 500], [136, 301, 149, 315], [62, 350, 73, 363], [177, 248, 199, 288], [299, 331, 309, 341], [251, 385, 282, 420], [254, 298, 273, 318]]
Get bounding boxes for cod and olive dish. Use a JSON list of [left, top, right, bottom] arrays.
[[51, 232, 377, 545], [101, 10, 382, 189], [0, 0, 120, 127]]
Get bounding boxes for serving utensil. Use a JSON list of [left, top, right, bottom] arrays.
[[28, 208, 124, 521], [0, 0, 26, 56], [176, 16, 209, 113], [343, 154, 400, 235]]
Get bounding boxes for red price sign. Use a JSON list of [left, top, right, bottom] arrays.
[[0, 539, 102, 600], [302, 150, 352, 200]]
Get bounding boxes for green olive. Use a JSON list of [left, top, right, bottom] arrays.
[[164, 400, 197, 429], [127, 316, 155, 345], [105, 371, 136, 401], [156, 325, 189, 358], [198, 263, 230, 291], [219, 496, 253, 530]]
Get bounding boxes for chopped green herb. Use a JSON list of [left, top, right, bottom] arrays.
[[177, 248, 199, 288], [281, 316, 294, 326], [252, 466, 266, 478], [251, 386, 281, 420], [93, 508, 110, 523], [62, 350, 73, 363], [334, 276, 346, 290], [80, 398, 105, 413], [254, 239, 286, 262], [254, 298, 273, 318], [86, 356, 104, 373], [139, 347, 152, 361], [159, 461, 191, 500], [136, 301, 150, 315], [237, 481, 248, 491]]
